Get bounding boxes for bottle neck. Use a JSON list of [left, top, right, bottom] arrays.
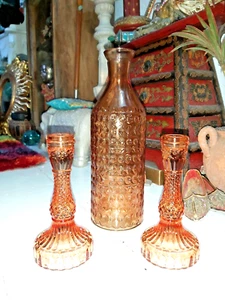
[[105, 48, 134, 86], [108, 59, 130, 84]]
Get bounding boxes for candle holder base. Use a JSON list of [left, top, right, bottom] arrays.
[[141, 221, 200, 270], [34, 220, 93, 271]]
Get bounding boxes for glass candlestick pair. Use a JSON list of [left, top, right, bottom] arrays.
[[34, 133, 93, 270], [34, 133, 199, 270]]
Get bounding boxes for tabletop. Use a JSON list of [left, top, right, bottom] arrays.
[[1, 149, 225, 300]]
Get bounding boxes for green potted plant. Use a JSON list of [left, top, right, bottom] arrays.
[[171, 2, 225, 75]]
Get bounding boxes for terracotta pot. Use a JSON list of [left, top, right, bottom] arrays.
[[198, 126, 225, 192]]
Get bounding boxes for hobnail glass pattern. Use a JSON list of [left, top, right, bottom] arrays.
[[91, 48, 146, 230]]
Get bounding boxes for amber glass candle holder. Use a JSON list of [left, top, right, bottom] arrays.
[[141, 134, 200, 269], [34, 133, 93, 270]]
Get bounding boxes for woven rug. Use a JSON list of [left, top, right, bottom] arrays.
[[0, 135, 46, 172]]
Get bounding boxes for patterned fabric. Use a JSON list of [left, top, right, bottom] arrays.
[[0, 135, 46, 171], [47, 98, 94, 110]]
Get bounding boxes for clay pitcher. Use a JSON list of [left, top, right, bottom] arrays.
[[198, 126, 225, 192]]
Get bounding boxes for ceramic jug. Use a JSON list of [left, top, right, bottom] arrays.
[[198, 125, 225, 192]]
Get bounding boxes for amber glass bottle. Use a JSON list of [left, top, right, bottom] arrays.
[[91, 47, 146, 230]]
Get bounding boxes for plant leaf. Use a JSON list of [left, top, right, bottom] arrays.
[[196, 12, 210, 30], [204, 2, 220, 43], [172, 31, 218, 55], [219, 23, 225, 38], [220, 38, 225, 67], [198, 2, 221, 54], [170, 2, 224, 68], [172, 25, 211, 46], [204, 27, 221, 54]]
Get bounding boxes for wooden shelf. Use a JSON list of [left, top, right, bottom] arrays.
[[125, 2, 225, 50]]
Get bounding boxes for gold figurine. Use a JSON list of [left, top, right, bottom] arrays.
[[0, 57, 32, 136], [135, 0, 223, 37]]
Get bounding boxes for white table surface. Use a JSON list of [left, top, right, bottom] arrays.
[[1, 148, 225, 300]]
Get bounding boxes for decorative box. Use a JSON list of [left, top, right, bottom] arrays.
[[124, 3, 225, 172]]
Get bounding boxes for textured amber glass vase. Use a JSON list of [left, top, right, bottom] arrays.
[[91, 47, 146, 230], [34, 133, 93, 270], [141, 134, 200, 269]]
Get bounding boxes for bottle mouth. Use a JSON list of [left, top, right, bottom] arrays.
[[104, 47, 135, 60], [47, 132, 75, 148]]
